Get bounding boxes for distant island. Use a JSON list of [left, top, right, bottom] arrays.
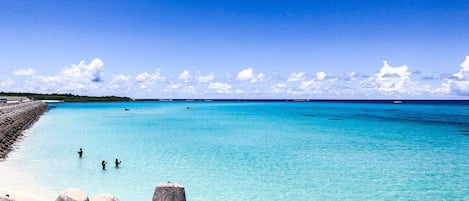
[[0, 92, 133, 102]]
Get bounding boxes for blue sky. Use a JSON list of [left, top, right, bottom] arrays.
[[1, 0, 469, 99]]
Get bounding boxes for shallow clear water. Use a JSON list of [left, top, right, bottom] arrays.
[[1, 101, 469, 200]]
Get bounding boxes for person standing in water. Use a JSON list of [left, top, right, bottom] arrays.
[[102, 160, 107, 170], [115, 158, 122, 167], [78, 148, 83, 158]]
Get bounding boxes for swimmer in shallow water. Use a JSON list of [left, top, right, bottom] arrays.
[[78, 148, 83, 158], [102, 160, 107, 170], [115, 158, 122, 167]]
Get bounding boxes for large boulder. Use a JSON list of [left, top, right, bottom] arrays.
[[0, 195, 14, 201], [152, 181, 186, 201], [91, 193, 120, 201], [55, 188, 89, 201]]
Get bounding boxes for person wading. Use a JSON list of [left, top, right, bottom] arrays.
[[78, 148, 83, 158], [115, 158, 122, 168], [102, 160, 107, 170]]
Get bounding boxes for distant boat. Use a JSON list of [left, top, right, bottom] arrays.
[[393, 100, 402, 104]]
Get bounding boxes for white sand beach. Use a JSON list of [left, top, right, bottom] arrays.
[[0, 190, 44, 201], [0, 164, 54, 201]]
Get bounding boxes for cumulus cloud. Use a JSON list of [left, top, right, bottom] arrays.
[[208, 82, 231, 94], [36, 58, 104, 92], [178, 70, 192, 82], [374, 61, 411, 93], [454, 56, 469, 79], [7, 56, 469, 99], [444, 56, 469, 96], [13, 68, 35, 76], [63, 58, 104, 82], [237, 68, 254, 81], [287, 72, 306, 82]]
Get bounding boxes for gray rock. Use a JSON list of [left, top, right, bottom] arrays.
[[91, 193, 120, 201], [152, 181, 186, 201], [55, 188, 89, 201], [0, 195, 14, 201]]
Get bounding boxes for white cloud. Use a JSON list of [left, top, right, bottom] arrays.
[[344, 72, 359, 81], [35, 58, 105, 92], [136, 69, 165, 82], [112, 74, 130, 82], [375, 61, 411, 93], [61, 58, 104, 82], [258, 73, 266, 81], [316, 72, 327, 80], [136, 72, 150, 81], [237, 68, 254, 81], [197, 72, 215, 83], [454, 56, 469, 79], [108, 74, 131, 90], [178, 70, 192, 82], [13, 68, 35, 76], [443, 56, 469, 96], [287, 72, 306, 82], [251, 72, 267, 83], [272, 83, 287, 93], [163, 83, 182, 92], [170, 84, 181, 89], [208, 82, 231, 94], [299, 79, 319, 92], [6, 56, 469, 99], [448, 80, 469, 95], [134, 69, 165, 90]]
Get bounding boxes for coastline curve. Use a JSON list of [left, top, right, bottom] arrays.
[[0, 101, 48, 159]]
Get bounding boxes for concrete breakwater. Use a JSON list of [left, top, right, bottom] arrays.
[[0, 101, 48, 159]]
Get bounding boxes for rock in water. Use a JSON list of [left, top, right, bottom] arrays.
[[55, 188, 89, 201], [152, 181, 186, 201], [91, 193, 120, 201]]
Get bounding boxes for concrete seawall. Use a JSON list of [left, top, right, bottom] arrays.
[[0, 101, 48, 159]]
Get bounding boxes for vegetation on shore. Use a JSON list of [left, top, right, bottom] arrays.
[[0, 92, 133, 102]]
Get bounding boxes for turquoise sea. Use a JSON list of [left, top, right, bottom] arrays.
[[1, 101, 469, 200]]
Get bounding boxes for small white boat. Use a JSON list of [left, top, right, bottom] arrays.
[[393, 100, 402, 104]]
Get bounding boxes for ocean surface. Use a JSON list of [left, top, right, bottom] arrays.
[[1, 101, 469, 200]]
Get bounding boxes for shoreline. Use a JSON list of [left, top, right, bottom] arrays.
[[0, 101, 48, 159], [0, 101, 50, 200], [0, 101, 47, 201]]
